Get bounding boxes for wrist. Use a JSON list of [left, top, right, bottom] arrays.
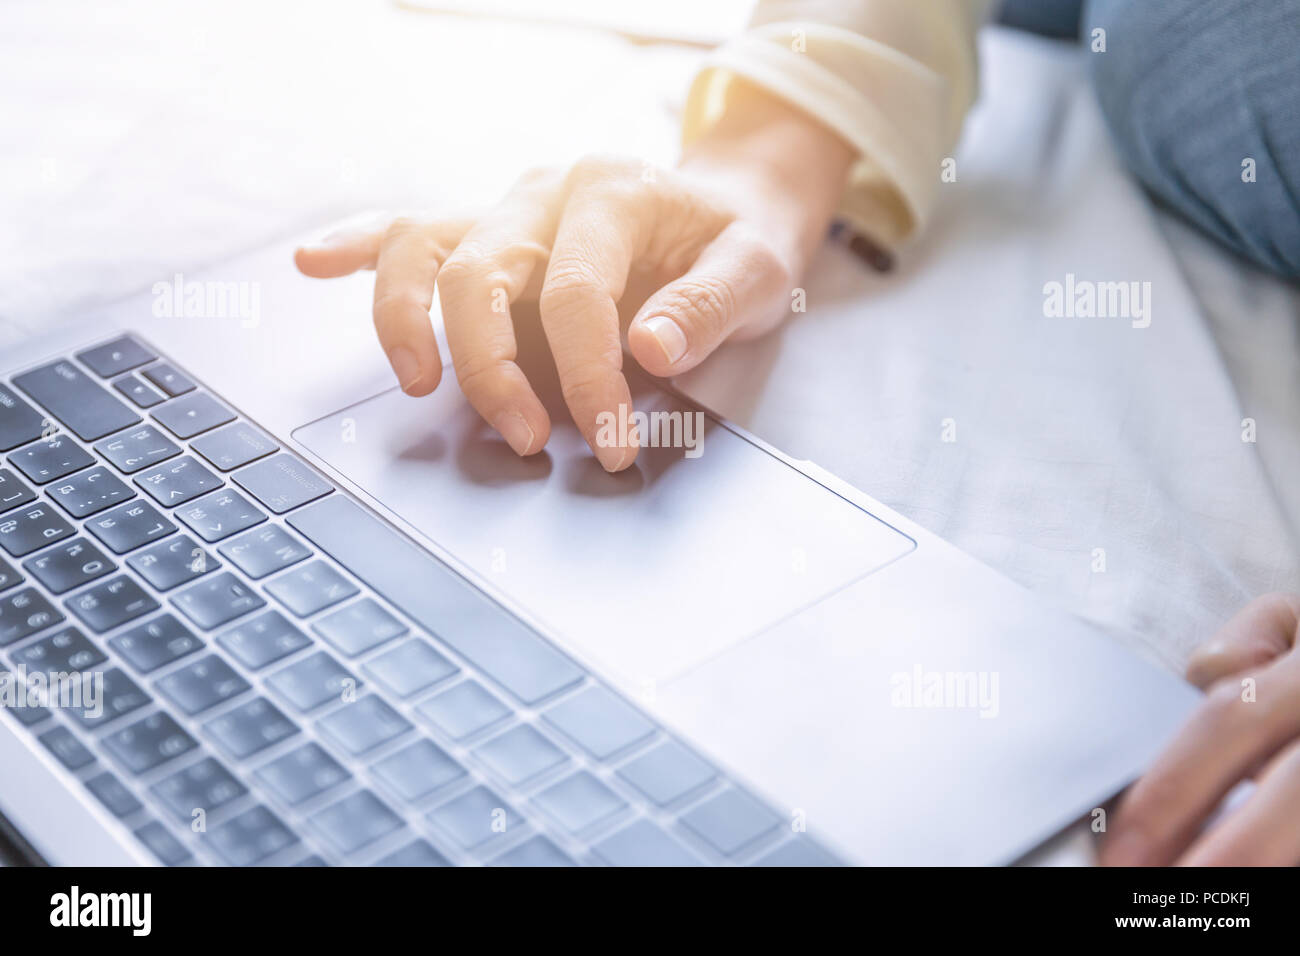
[[679, 79, 855, 273]]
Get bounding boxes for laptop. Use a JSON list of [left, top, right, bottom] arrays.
[[0, 237, 1200, 867]]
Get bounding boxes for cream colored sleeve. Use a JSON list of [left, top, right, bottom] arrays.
[[683, 0, 995, 248]]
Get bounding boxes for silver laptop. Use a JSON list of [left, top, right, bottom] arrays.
[[0, 237, 1199, 867]]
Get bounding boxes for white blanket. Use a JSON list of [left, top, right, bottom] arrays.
[[3, 0, 1296, 671]]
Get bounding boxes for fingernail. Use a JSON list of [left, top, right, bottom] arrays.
[[594, 426, 638, 472], [387, 346, 422, 392], [494, 412, 536, 456], [642, 315, 688, 365]]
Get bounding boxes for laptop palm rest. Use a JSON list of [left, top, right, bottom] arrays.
[[293, 369, 914, 688]]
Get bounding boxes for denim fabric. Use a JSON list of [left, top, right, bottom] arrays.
[[999, 0, 1300, 279]]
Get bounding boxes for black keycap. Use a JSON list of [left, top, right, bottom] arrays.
[[85, 500, 175, 554], [22, 537, 114, 593], [265, 560, 357, 617], [0, 385, 46, 451], [103, 711, 196, 774], [134, 456, 223, 508], [13, 360, 141, 442], [8, 435, 95, 484], [310, 789, 402, 855], [66, 667, 151, 730], [64, 574, 159, 633], [203, 696, 298, 759], [217, 525, 310, 579], [171, 571, 264, 630], [0, 668, 50, 726], [206, 804, 298, 866], [94, 425, 181, 474], [216, 609, 309, 670], [155, 653, 250, 715], [313, 598, 406, 657], [289, 496, 582, 705], [76, 335, 155, 377], [109, 613, 203, 673], [317, 694, 411, 756], [266, 651, 358, 713], [141, 363, 195, 397], [112, 374, 166, 409], [256, 742, 351, 805], [46, 466, 135, 518], [153, 393, 236, 440], [39, 725, 95, 770], [175, 489, 265, 543], [127, 535, 216, 590], [134, 819, 192, 865], [0, 503, 75, 557], [0, 555, 19, 593], [191, 422, 278, 472], [85, 771, 144, 818], [151, 756, 247, 822], [233, 454, 331, 514], [0, 468, 36, 513], [0, 587, 64, 645], [10, 625, 104, 672]]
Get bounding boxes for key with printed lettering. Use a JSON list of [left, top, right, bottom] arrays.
[[64, 574, 159, 633], [134, 456, 223, 508], [0, 503, 74, 557], [23, 537, 115, 593], [46, 466, 135, 518], [94, 425, 181, 474], [13, 360, 141, 441], [85, 500, 175, 554]]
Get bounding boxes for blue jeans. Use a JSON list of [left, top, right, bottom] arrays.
[[998, 0, 1300, 280]]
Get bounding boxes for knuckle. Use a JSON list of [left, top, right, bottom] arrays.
[[372, 290, 430, 326], [559, 369, 613, 413], [741, 235, 794, 289], [540, 262, 600, 313], [456, 357, 516, 404], [383, 216, 422, 241], [664, 274, 737, 335], [437, 250, 492, 289]]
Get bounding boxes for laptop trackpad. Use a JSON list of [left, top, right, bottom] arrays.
[[293, 372, 913, 688]]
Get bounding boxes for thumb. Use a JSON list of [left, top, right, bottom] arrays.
[[1186, 592, 1300, 689], [628, 223, 792, 378]]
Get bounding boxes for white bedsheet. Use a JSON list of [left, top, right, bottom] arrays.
[[3, 0, 1296, 671]]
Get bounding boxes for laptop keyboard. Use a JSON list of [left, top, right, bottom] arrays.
[[0, 334, 837, 867]]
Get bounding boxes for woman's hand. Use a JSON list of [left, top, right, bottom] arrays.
[[1101, 592, 1300, 865], [295, 82, 854, 471]]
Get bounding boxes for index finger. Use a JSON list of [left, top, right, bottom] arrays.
[[538, 173, 642, 471]]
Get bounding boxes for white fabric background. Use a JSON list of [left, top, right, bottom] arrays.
[[3, 0, 1298, 673]]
